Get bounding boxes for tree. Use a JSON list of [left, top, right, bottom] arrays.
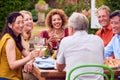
[[0, 0, 37, 32], [104, 0, 120, 11]]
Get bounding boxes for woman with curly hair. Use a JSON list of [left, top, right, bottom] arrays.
[[39, 9, 69, 55]]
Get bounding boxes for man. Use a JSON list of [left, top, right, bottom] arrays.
[[56, 12, 104, 80], [95, 5, 114, 47], [104, 10, 120, 59]]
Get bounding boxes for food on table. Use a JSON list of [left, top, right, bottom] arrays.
[[104, 59, 120, 68]]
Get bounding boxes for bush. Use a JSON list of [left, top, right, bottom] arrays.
[[31, 9, 38, 22], [104, 0, 120, 11], [0, 0, 38, 32]]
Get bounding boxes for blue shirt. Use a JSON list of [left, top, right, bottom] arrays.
[[104, 34, 120, 59]]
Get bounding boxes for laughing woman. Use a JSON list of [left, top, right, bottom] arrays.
[[39, 9, 69, 56], [19, 10, 33, 52], [19, 10, 38, 80], [0, 12, 39, 80]]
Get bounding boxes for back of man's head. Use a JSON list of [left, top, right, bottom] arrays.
[[68, 12, 89, 32], [110, 10, 120, 19]]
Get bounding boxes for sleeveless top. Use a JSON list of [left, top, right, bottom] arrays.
[[0, 34, 23, 80]]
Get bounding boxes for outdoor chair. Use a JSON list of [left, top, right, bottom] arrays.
[[67, 64, 114, 80]]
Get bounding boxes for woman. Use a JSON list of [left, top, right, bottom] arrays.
[[19, 10, 38, 80], [19, 10, 33, 51], [39, 9, 68, 54], [0, 12, 39, 80]]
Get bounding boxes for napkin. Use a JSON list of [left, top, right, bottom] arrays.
[[34, 57, 55, 69]]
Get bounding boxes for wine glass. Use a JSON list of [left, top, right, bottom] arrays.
[[53, 37, 60, 50], [33, 36, 48, 58], [33, 36, 45, 51]]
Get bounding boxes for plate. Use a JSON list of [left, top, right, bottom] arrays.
[[34, 57, 55, 69], [104, 59, 120, 69]]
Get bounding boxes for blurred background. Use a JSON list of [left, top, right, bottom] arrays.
[[0, 0, 120, 35]]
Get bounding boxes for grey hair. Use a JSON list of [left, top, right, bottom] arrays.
[[68, 12, 89, 32], [97, 5, 111, 15]]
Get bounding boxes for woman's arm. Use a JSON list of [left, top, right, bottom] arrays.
[[6, 38, 38, 70]]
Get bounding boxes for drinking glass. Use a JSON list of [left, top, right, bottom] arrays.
[[33, 36, 45, 51]]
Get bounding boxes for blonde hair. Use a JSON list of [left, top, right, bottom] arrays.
[[19, 10, 33, 40], [45, 9, 68, 29], [19, 10, 32, 18]]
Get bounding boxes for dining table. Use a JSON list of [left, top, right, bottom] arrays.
[[32, 65, 120, 80], [32, 66, 66, 80], [104, 68, 120, 80]]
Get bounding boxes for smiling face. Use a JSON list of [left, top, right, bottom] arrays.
[[110, 16, 120, 34], [97, 9, 110, 28], [23, 13, 33, 33], [51, 14, 62, 29], [9, 15, 24, 36]]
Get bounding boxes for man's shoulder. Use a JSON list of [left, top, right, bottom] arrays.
[[89, 34, 99, 37], [110, 34, 118, 41], [60, 36, 74, 44], [88, 34, 104, 46], [89, 34, 103, 41], [95, 29, 102, 35], [62, 36, 72, 41]]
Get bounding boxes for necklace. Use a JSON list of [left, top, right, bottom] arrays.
[[49, 28, 65, 38]]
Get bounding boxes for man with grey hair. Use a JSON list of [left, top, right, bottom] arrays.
[[56, 12, 104, 80], [95, 5, 114, 47]]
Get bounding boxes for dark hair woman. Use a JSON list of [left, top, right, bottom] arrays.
[[0, 12, 39, 80]]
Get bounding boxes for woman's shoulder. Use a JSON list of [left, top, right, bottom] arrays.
[[1, 34, 13, 41], [39, 30, 49, 38], [0, 33, 15, 50], [40, 30, 48, 33], [64, 27, 69, 36]]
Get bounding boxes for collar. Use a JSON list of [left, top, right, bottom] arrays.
[[117, 34, 120, 40], [102, 24, 112, 31], [101, 24, 112, 33], [74, 31, 88, 36]]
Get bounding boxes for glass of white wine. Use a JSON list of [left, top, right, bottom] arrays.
[[33, 36, 48, 58], [33, 36, 45, 51]]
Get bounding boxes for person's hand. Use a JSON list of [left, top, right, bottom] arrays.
[[47, 36, 60, 43], [47, 37, 55, 43], [24, 60, 34, 73], [30, 50, 39, 59], [47, 36, 60, 49], [39, 48, 46, 57]]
